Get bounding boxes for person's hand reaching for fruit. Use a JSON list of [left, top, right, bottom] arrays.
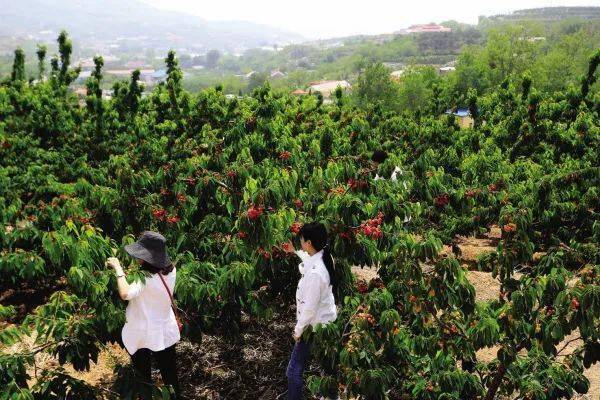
[[282, 240, 295, 254]]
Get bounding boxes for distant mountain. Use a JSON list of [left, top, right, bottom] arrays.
[[0, 0, 304, 52]]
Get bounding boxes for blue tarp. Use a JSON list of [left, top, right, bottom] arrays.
[[445, 108, 471, 117], [152, 69, 167, 79]]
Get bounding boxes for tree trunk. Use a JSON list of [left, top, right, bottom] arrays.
[[484, 364, 506, 400]]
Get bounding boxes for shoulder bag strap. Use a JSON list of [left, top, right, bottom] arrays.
[[158, 273, 183, 331]]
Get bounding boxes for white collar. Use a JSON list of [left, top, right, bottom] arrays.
[[299, 250, 324, 275], [307, 249, 324, 263]]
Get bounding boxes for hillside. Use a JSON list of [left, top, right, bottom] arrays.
[[485, 6, 600, 23], [0, 0, 303, 52]]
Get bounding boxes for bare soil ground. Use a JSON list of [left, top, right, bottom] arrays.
[[4, 310, 296, 400], [440, 225, 502, 269], [176, 310, 294, 400], [4, 335, 128, 390]]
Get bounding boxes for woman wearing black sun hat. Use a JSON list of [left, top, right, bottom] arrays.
[[106, 231, 181, 399]]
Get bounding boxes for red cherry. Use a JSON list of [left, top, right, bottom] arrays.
[[282, 243, 293, 253], [247, 205, 264, 220], [356, 279, 369, 294], [184, 177, 197, 186], [152, 209, 167, 220], [434, 193, 450, 207], [166, 215, 180, 224], [571, 298, 580, 310], [502, 223, 517, 233], [290, 222, 302, 234], [258, 247, 271, 260]]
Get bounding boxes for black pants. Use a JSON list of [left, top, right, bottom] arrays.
[[131, 345, 180, 399]]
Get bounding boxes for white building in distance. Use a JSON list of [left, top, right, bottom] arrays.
[[307, 80, 351, 97]]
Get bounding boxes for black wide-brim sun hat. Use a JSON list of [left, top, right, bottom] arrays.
[[124, 231, 172, 269]]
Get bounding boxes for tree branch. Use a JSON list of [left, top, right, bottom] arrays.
[[556, 336, 582, 356], [484, 341, 526, 400]]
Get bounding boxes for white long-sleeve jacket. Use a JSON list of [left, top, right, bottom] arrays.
[[293, 249, 337, 338], [375, 166, 408, 190], [375, 166, 412, 222], [121, 268, 180, 355]]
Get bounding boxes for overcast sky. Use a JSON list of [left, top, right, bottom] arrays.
[[142, 0, 598, 39]]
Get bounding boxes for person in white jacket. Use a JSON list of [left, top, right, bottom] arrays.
[[372, 150, 412, 223], [372, 149, 407, 187], [283, 222, 338, 400], [106, 231, 181, 400]]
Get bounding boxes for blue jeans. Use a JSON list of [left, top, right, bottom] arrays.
[[286, 340, 310, 400]]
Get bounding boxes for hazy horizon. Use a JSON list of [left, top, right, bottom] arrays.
[[142, 0, 599, 39]]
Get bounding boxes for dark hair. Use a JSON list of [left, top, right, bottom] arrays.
[[299, 222, 337, 294], [371, 150, 388, 164], [140, 261, 174, 275]]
